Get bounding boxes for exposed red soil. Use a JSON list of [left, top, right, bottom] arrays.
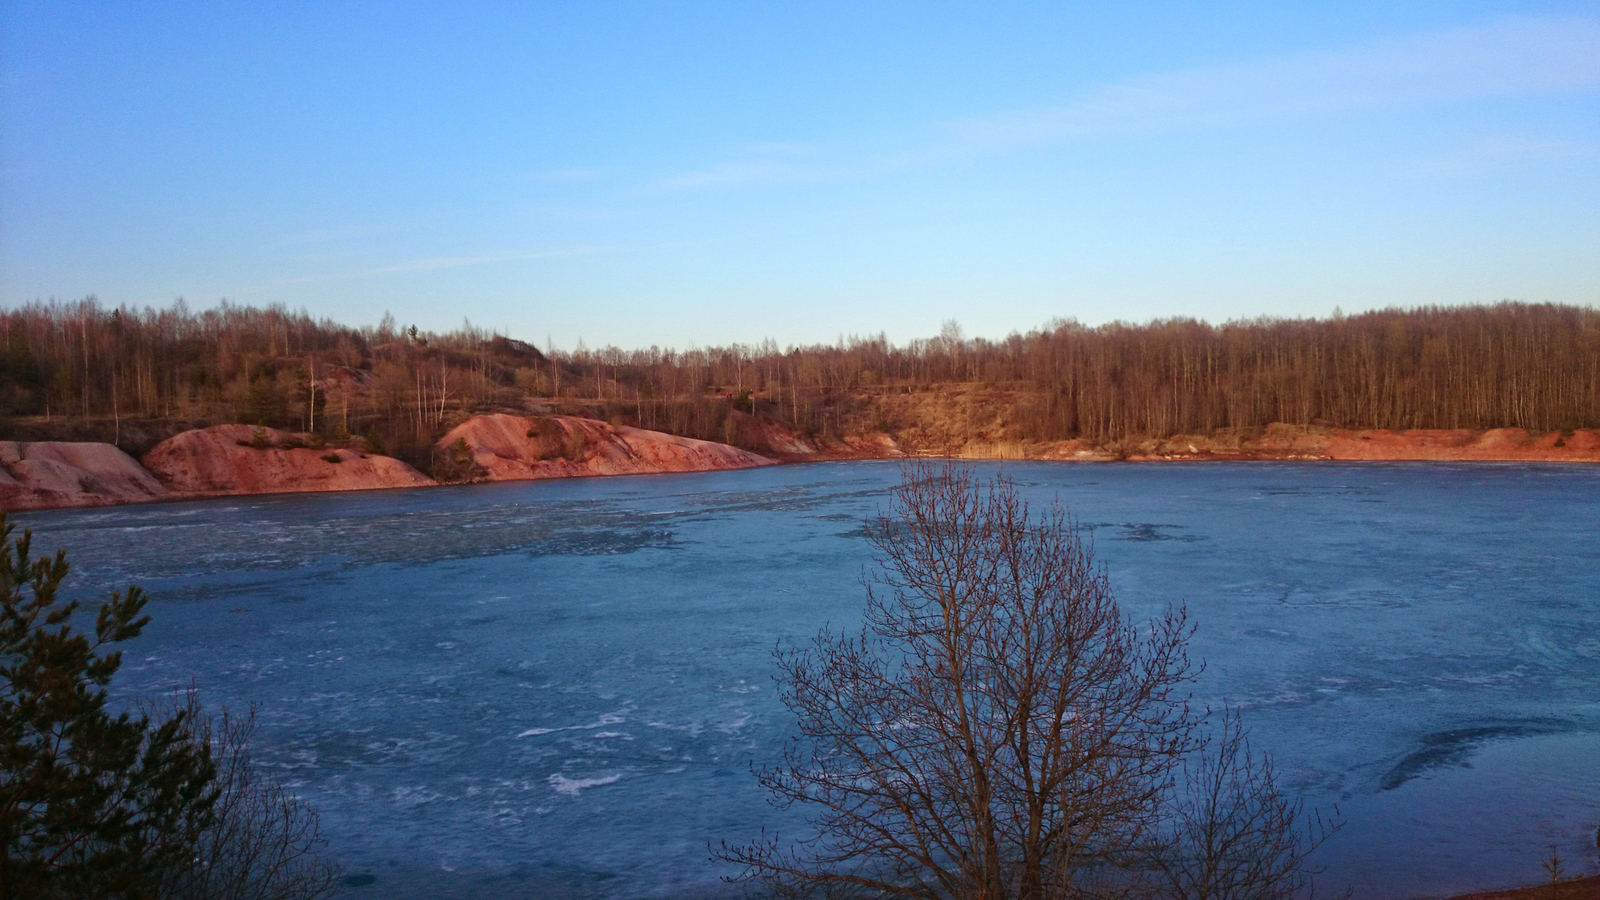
[[141, 425, 434, 496], [1317, 427, 1600, 461], [0, 440, 172, 510], [3, 422, 1594, 512], [436, 414, 773, 481], [760, 428, 908, 462], [756, 422, 1600, 464], [1108, 426, 1600, 463]]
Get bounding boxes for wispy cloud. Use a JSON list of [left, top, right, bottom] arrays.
[[652, 159, 815, 192], [737, 141, 820, 156], [272, 245, 601, 286], [648, 141, 839, 191], [949, 16, 1599, 149], [279, 223, 401, 245], [647, 145, 948, 193], [1416, 134, 1597, 176], [650, 16, 1600, 192], [523, 203, 639, 222], [527, 167, 607, 182]]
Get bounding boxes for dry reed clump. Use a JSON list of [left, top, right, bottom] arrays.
[[957, 440, 1029, 460]]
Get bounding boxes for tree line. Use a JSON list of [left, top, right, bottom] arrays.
[[2, 299, 1594, 463]]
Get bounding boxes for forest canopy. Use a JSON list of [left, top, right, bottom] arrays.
[[1, 299, 1595, 464]]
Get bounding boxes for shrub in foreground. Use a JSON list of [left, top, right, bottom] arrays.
[[0, 513, 335, 900]]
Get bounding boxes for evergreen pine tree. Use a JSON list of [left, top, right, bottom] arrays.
[[0, 513, 218, 899]]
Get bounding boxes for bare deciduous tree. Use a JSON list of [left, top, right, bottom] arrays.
[[720, 462, 1198, 898], [4, 300, 1596, 456], [1155, 712, 1340, 900], [719, 462, 1338, 900]]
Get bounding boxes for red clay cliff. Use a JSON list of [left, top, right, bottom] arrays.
[[0, 441, 172, 510], [141, 425, 435, 496], [2, 422, 1595, 512], [436, 414, 773, 481]]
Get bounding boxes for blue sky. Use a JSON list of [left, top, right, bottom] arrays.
[[2, 2, 1596, 349]]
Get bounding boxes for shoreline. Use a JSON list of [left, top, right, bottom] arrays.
[[1443, 874, 1600, 900], [3, 420, 1597, 513]]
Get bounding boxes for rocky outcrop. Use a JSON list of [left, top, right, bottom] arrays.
[[0, 441, 173, 510], [142, 425, 435, 495], [436, 414, 773, 481]]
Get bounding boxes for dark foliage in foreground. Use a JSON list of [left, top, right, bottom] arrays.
[[0, 513, 336, 900], [152, 698, 337, 900]]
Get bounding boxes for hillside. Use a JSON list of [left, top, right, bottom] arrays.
[[3, 300, 1597, 482]]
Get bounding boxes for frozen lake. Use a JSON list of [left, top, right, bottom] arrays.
[[11, 461, 1600, 899]]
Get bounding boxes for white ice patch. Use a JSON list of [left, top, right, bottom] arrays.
[[548, 773, 621, 796], [390, 785, 446, 807], [715, 710, 752, 734], [518, 711, 625, 738], [646, 720, 705, 737]]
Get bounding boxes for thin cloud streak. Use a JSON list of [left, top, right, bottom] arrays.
[[649, 16, 1600, 193], [949, 16, 1600, 148], [278, 223, 402, 245], [523, 203, 640, 222], [1416, 134, 1598, 177], [271, 245, 603, 286], [652, 160, 812, 192], [646, 145, 955, 193], [528, 167, 608, 182]]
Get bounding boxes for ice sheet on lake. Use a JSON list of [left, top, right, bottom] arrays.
[[13, 461, 1600, 899]]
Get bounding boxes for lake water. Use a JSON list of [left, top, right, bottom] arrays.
[[10, 461, 1600, 899]]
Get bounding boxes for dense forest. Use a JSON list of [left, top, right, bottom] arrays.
[[1, 298, 1595, 469]]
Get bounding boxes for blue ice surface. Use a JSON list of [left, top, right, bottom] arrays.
[[12, 460, 1600, 899]]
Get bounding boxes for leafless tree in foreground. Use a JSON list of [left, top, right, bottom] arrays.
[[719, 461, 1338, 900], [721, 461, 1195, 898], [1154, 712, 1341, 900], [150, 696, 338, 900]]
